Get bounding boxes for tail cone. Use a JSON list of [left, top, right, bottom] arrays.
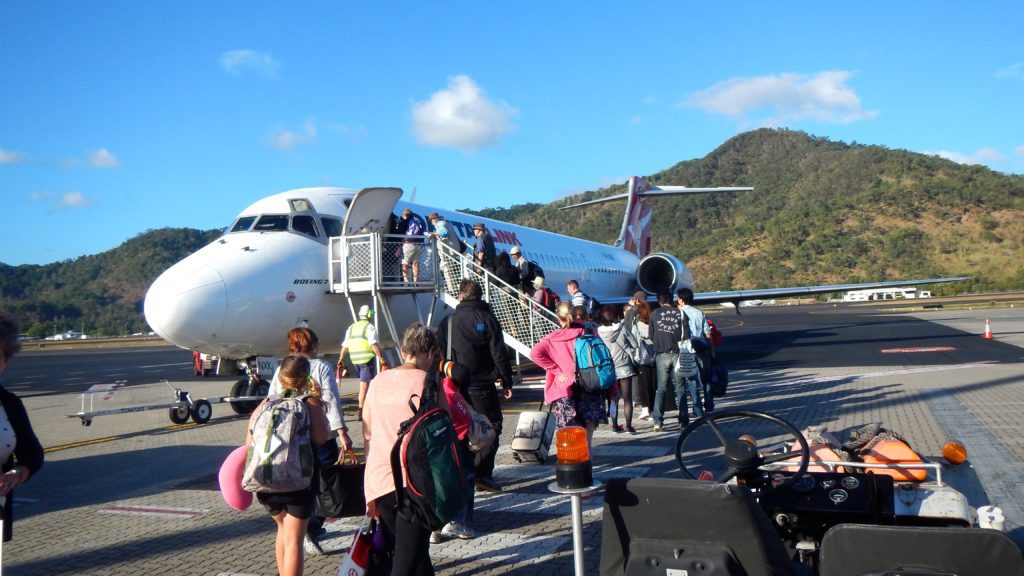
[[983, 318, 994, 340]]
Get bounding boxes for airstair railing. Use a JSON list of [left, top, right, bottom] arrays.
[[329, 232, 560, 357], [329, 233, 440, 294], [433, 239, 560, 356]]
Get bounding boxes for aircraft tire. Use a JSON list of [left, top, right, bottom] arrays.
[[242, 378, 270, 414], [169, 404, 190, 424], [191, 399, 213, 424], [229, 379, 249, 414]]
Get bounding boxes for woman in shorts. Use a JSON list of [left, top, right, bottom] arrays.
[[246, 355, 329, 576]]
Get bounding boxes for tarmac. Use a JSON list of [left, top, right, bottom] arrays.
[[3, 302, 1024, 575]]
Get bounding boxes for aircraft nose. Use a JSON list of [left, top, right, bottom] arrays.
[[144, 264, 227, 349]]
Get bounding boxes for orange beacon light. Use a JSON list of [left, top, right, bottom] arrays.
[[555, 426, 593, 489]]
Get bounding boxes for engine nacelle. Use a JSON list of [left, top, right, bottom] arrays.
[[636, 253, 694, 296]]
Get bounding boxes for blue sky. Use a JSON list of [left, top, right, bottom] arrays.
[[2, 2, 1022, 265]]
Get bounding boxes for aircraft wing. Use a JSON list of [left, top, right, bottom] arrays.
[[691, 277, 970, 307]]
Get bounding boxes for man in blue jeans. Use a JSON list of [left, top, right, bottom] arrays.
[[649, 292, 690, 432]]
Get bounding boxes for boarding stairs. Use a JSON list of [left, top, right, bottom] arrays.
[[328, 231, 559, 359]]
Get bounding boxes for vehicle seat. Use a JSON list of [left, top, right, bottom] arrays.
[[600, 477, 802, 576], [819, 523, 1024, 576]]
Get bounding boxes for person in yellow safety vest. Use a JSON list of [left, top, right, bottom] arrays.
[[336, 305, 386, 421]]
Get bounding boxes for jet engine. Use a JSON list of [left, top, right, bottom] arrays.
[[636, 253, 694, 296]]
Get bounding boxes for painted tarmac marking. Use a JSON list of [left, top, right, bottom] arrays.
[[731, 362, 998, 391], [138, 362, 191, 368], [881, 346, 957, 353], [45, 436, 120, 453], [99, 505, 207, 519]]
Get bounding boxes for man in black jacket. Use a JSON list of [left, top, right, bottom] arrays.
[[437, 279, 514, 492]]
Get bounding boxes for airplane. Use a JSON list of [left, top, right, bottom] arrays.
[[143, 176, 965, 378]]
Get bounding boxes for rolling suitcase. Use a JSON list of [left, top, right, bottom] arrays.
[[511, 402, 555, 464]]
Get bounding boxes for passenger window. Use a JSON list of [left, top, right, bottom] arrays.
[[230, 216, 256, 233], [253, 215, 289, 232], [321, 217, 343, 237], [292, 215, 319, 238]]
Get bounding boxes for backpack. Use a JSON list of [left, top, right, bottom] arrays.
[[583, 294, 601, 318], [242, 392, 314, 493], [390, 377, 469, 531], [707, 317, 724, 346], [574, 333, 616, 392], [538, 287, 560, 312], [524, 260, 544, 285]]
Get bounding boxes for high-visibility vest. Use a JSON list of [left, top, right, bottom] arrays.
[[346, 321, 375, 365]]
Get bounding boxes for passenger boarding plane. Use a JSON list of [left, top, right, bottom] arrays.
[[144, 176, 964, 371]]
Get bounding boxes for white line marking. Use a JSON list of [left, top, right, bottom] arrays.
[[138, 362, 191, 368]]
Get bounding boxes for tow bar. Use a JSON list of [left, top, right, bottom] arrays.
[[66, 380, 266, 426]]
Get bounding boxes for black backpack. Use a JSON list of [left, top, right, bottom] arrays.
[[584, 294, 601, 318], [526, 260, 544, 283], [389, 377, 469, 531]]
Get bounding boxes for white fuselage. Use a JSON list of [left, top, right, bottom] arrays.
[[144, 187, 674, 359]]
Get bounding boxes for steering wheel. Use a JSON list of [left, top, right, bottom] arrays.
[[675, 409, 810, 494]]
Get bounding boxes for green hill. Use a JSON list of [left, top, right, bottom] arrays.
[[465, 129, 1024, 294], [2, 129, 1022, 337], [0, 228, 221, 337]]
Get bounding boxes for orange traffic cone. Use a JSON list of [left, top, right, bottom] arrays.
[[983, 319, 994, 340]]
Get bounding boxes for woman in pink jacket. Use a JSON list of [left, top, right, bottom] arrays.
[[530, 301, 606, 450]]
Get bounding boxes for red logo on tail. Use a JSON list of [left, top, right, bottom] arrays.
[[622, 177, 653, 257]]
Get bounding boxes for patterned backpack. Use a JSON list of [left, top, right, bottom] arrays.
[[242, 391, 314, 493]]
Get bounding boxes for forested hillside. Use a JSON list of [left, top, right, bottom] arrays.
[[2, 129, 1022, 337], [0, 228, 221, 337], [465, 129, 1024, 294]]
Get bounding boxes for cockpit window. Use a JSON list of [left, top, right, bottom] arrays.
[[321, 217, 343, 237], [290, 199, 314, 212], [253, 215, 290, 232], [292, 215, 319, 238], [230, 216, 257, 233]]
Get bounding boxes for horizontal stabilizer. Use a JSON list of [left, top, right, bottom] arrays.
[[558, 185, 753, 210]]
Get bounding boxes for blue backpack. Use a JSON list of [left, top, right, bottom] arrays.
[[574, 333, 616, 392]]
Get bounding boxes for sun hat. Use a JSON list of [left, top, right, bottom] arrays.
[[510, 246, 521, 255], [533, 276, 545, 288], [473, 222, 486, 231]]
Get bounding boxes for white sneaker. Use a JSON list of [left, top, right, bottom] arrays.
[[640, 407, 651, 420], [441, 521, 476, 540], [430, 530, 445, 544]]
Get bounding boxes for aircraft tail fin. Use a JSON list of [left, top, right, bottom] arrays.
[[559, 177, 753, 257]]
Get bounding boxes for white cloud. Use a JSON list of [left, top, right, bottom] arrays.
[[29, 190, 51, 202], [220, 49, 280, 78], [58, 190, 92, 208], [996, 62, 1023, 80], [412, 75, 516, 153], [628, 116, 646, 126], [1015, 145, 1024, 157], [0, 148, 26, 164], [89, 148, 120, 168], [266, 121, 317, 151], [683, 71, 878, 126], [928, 148, 1005, 166]]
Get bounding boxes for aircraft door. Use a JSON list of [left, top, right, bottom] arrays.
[[342, 187, 403, 235]]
